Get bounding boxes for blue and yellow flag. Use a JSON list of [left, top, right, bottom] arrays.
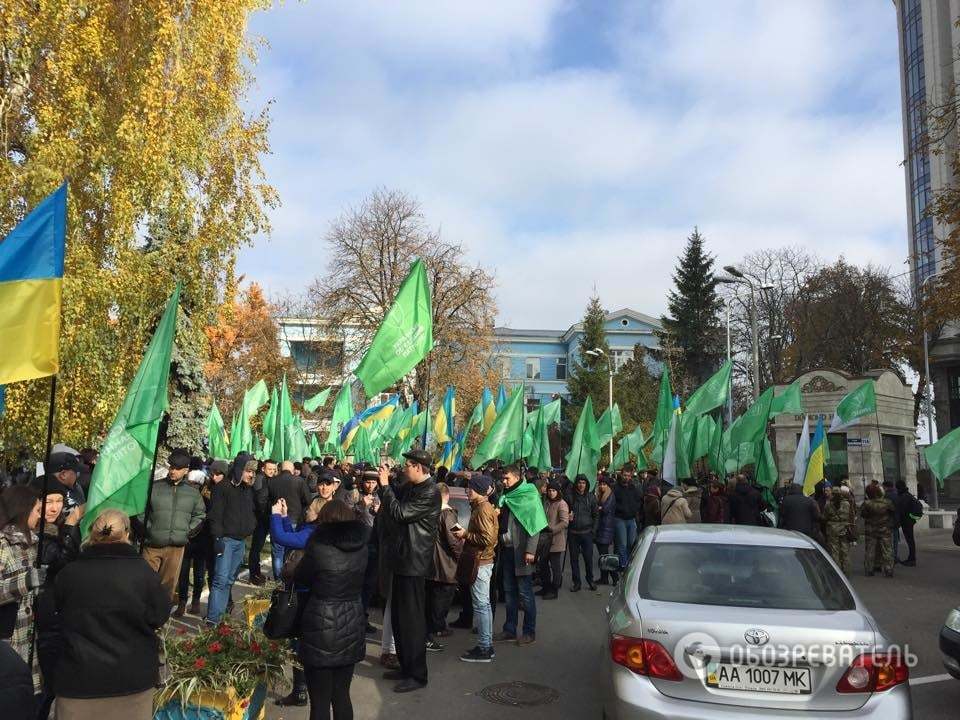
[[481, 388, 497, 433], [0, 184, 67, 385], [341, 394, 399, 450], [495, 384, 508, 412], [803, 416, 826, 497], [433, 386, 456, 443]]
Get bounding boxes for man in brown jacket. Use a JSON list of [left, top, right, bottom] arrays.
[[425, 483, 463, 652], [454, 475, 498, 663]]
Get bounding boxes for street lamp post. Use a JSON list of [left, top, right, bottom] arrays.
[[586, 347, 614, 465], [721, 266, 774, 400], [919, 271, 941, 509]]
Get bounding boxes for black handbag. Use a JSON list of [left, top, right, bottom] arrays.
[[263, 585, 302, 640], [0, 600, 18, 639]]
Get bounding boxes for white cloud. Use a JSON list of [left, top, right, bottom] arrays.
[[238, 0, 909, 329]]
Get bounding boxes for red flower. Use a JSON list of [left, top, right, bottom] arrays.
[[217, 624, 233, 636], [250, 641, 262, 655], [176, 627, 187, 636], [240, 700, 250, 709], [193, 658, 206, 669], [207, 642, 223, 653], [269, 641, 279, 652]]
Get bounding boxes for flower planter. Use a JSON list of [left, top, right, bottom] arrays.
[[154, 683, 267, 720], [243, 597, 271, 630]]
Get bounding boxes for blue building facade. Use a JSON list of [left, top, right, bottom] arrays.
[[492, 308, 662, 407]]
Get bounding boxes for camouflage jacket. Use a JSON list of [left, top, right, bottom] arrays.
[[860, 497, 895, 537], [822, 498, 852, 528]]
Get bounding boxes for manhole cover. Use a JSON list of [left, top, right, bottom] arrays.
[[479, 681, 560, 707]]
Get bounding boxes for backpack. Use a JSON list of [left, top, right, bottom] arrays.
[[910, 495, 924, 521]]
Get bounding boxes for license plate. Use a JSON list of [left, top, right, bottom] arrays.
[[706, 663, 812, 695]]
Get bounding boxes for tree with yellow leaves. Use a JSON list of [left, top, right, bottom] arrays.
[[0, 1, 277, 455]]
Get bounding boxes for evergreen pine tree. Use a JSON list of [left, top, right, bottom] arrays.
[[614, 344, 659, 433], [165, 308, 211, 458], [657, 228, 724, 397], [565, 295, 611, 430]]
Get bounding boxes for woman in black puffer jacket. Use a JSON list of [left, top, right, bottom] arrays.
[[293, 499, 368, 720]]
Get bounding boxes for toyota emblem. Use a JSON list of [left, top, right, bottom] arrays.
[[744, 628, 770, 646]]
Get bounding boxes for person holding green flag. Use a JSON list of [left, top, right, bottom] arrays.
[[494, 464, 547, 646]]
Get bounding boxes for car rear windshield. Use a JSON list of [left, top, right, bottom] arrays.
[[638, 542, 855, 611]]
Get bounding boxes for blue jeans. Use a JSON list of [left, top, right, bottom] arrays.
[[472, 563, 493, 650], [614, 518, 637, 569], [271, 540, 285, 580], [207, 537, 245, 623], [501, 549, 536, 638]]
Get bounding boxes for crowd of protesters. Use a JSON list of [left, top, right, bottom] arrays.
[[0, 444, 933, 720]]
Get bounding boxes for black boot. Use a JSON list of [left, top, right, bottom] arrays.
[[276, 667, 308, 707]]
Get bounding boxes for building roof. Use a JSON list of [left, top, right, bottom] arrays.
[[495, 307, 661, 343]]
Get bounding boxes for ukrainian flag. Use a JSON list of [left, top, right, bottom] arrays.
[[0, 184, 67, 385], [495, 384, 508, 412], [341, 394, 399, 449], [481, 388, 497, 433], [433, 386, 456, 443], [803, 416, 826, 496]]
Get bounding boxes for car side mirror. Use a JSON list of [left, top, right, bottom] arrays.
[[599, 554, 621, 574]]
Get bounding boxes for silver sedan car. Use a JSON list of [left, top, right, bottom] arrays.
[[601, 525, 912, 719]]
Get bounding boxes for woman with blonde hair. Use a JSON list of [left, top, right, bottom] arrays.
[[52, 509, 170, 720]]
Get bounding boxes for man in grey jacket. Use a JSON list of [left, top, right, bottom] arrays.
[[493, 465, 540, 646]]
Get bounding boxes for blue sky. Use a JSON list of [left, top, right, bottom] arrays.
[[238, 0, 907, 329]]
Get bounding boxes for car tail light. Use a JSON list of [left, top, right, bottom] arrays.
[[610, 635, 683, 681], [836, 653, 909, 693]]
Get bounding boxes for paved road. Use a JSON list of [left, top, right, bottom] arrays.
[[195, 529, 960, 719]]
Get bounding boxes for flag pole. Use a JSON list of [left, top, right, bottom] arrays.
[[420, 354, 432, 449], [35, 374, 58, 567], [139, 413, 169, 552], [29, 373, 57, 674]]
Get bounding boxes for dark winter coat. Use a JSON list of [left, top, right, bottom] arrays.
[[778, 486, 822, 541], [613, 481, 641, 520], [729, 481, 764, 526], [568, 490, 598, 535], [432, 506, 463, 584], [894, 490, 922, 527], [702, 490, 729, 523], [595, 486, 616, 544], [294, 520, 369, 668], [143, 478, 206, 548], [53, 542, 170, 698], [378, 478, 441, 578], [208, 457, 258, 540], [0, 640, 32, 720], [35, 522, 81, 692], [268, 471, 312, 526], [641, 488, 661, 529]]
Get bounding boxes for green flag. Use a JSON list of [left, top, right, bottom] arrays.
[[769, 379, 803, 418], [923, 425, 960, 487], [309, 433, 322, 458], [564, 396, 601, 487], [497, 481, 548, 535], [676, 411, 697, 480], [206, 402, 229, 460], [610, 441, 631, 472], [303, 387, 331, 413], [273, 376, 297, 461], [354, 258, 434, 396], [81, 285, 180, 537], [243, 379, 269, 417], [829, 381, 877, 432], [324, 384, 354, 458], [526, 405, 552, 470], [755, 437, 778, 491], [651, 369, 673, 465], [596, 403, 623, 447], [261, 386, 278, 459], [691, 414, 719, 464], [229, 394, 252, 457], [472, 387, 524, 468], [610, 423, 644, 471], [684, 361, 732, 417], [351, 424, 378, 464], [728, 387, 774, 447]]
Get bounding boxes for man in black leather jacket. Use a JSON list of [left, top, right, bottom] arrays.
[[377, 449, 441, 693]]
